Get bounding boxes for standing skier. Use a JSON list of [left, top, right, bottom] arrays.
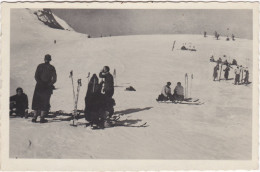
[[99, 66, 115, 118], [213, 64, 219, 81], [244, 67, 249, 85], [223, 65, 230, 80], [32, 54, 57, 123], [234, 66, 241, 85], [99, 66, 114, 99]]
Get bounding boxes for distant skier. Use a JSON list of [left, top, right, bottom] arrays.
[[217, 57, 222, 64], [223, 65, 230, 80], [173, 82, 184, 102], [232, 34, 235, 41], [234, 66, 241, 85], [157, 82, 172, 101], [216, 33, 220, 40], [10, 87, 29, 118], [214, 31, 218, 38], [232, 59, 237, 66], [210, 55, 215, 62], [213, 64, 219, 81], [31, 54, 57, 123], [204, 31, 207, 37], [226, 36, 230, 41], [244, 67, 249, 85]]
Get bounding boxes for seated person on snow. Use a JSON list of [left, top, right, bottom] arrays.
[[10, 87, 29, 118], [157, 82, 173, 101], [173, 82, 184, 102]]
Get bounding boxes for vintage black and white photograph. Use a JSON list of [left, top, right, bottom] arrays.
[[1, 1, 259, 171]]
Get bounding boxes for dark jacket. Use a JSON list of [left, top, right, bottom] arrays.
[[35, 62, 57, 86], [10, 93, 28, 110], [99, 72, 114, 92]]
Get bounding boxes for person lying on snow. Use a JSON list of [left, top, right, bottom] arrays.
[[173, 82, 184, 103], [157, 82, 173, 101], [10, 87, 29, 118], [181, 44, 188, 50]]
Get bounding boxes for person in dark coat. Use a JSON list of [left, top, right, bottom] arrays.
[[213, 64, 219, 81], [32, 54, 57, 123], [84, 74, 107, 128], [99, 66, 114, 98], [244, 67, 249, 85], [10, 87, 29, 118], [99, 66, 115, 118], [224, 65, 230, 80]]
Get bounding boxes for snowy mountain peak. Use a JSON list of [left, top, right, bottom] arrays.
[[29, 8, 74, 31]]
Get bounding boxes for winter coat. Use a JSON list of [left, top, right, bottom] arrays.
[[99, 72, 114, 93], [32, 62, 57, 111], [174, 85, 184, 96], [161, 85, 171, 97], [10, 93, 28, 110], [213, 65, 219, 78]]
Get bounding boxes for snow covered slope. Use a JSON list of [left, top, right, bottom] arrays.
[[10, 9, 253, 159]]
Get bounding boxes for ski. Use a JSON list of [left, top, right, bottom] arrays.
[[71, 78, 82, 127]]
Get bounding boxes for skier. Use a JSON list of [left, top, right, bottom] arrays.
[[10, 87, 29, 118], [157, 82, 172, 101], [84, 74, 107, 129], [99, 66, 115, 117], [232, 34, 235, 41], [204, 31, 207, 37], [216, 33, 220, 40], [226, 36, 230, 41], [173, 82, 184, 103], [210, 55, 215, 62], [213, 64, 219, 81], [31, 54, 57, 123], [244, 67, 249, 85], [234, 66, 241, 85], [217, 57, 222, 64], [232, 59, 237, 66], [223, 65, 230, 80]]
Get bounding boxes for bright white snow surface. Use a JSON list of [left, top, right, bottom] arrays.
[[10, 9, 252, 159]]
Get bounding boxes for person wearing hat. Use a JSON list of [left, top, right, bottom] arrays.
[[173, 82, 184, 102], [32, 54, 57, 123], [99, 66, 114, 99], [10, 87, 29, 118]]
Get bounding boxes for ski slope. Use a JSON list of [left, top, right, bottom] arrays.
[[10, 9, 253, 159]]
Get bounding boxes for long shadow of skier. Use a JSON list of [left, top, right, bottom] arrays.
[[114, 107, 153, 116]]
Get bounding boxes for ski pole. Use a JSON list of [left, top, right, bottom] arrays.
[[69, 70, 75, 102]]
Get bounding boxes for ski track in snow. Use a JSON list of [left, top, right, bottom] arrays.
[[10, 9, 252, 159]]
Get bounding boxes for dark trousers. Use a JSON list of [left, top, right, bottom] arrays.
[[235, 74, 240, 85]]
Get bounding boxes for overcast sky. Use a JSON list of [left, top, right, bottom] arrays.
[[52, 9, 252, 39]]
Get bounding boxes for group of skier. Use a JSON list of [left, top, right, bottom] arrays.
[[10, 54, 115, 128], [212, 59, 250, 85], [156, 82, 184, 103]]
